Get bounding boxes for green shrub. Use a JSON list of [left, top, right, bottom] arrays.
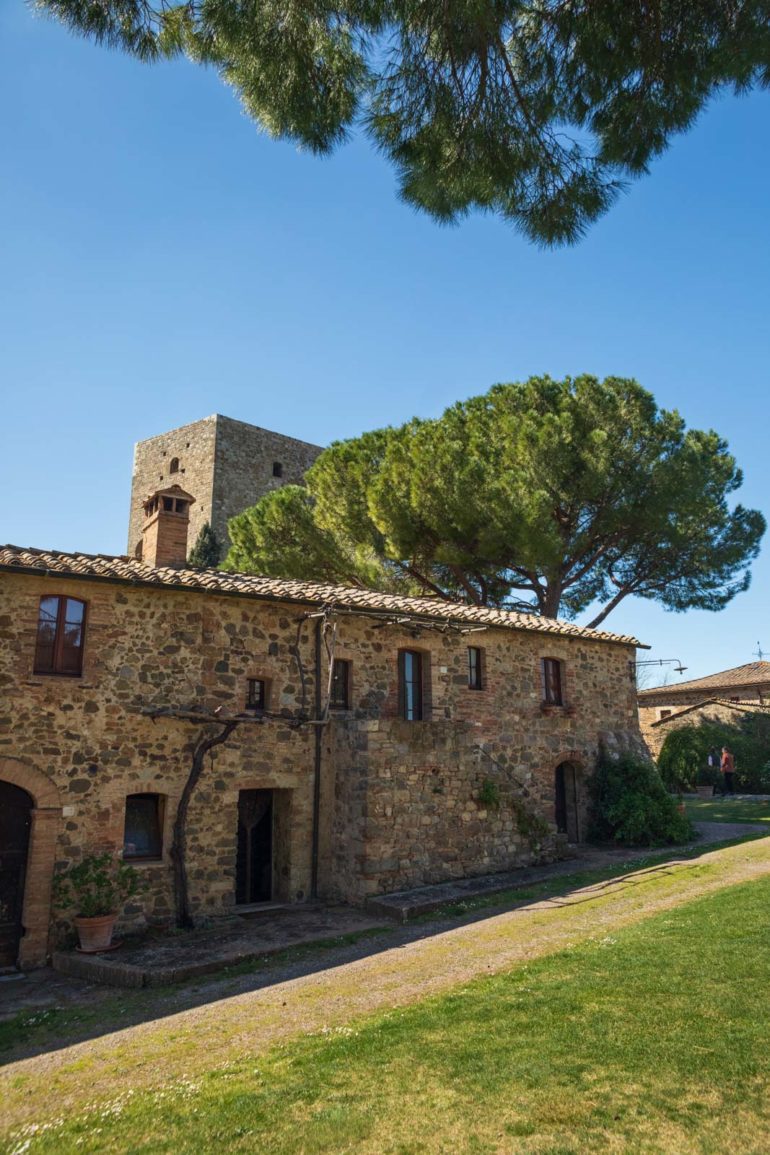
[[477, 779, 501, 809], [657, 713, 770, 794], [588, 750, 695, 847], [53, 853, 145, 918], [657, 729, 702, 792]]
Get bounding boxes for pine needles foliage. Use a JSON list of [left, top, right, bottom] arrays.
[[37, 0, 770, 241]]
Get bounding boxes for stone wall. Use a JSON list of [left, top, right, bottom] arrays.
[[322, 623, 644, 900], [127, 416, 218, 561], [127, 415, 322, 560], [0, 573, 318, 952], [211, 416, 322, 553], [0, 570, 642, 961]]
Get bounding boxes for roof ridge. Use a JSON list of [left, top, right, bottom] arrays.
[[0, 544, 642, 646]]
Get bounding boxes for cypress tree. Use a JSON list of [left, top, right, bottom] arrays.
[[187, 522, 221, 569]]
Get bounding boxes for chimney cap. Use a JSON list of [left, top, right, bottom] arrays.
[[143, 483, 196, 506]]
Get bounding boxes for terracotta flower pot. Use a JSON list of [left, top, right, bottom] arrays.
[[74, 913, 118, 952]]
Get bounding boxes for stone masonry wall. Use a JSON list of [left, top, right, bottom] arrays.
[[211, 416, 322, 553], [0, 569, 642, 959], [127, 415, 322, 560], [127, 416, 218, 560], [320, 622, 644, 900], [0, 573, 319, 947]]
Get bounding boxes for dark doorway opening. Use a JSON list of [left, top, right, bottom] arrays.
[[0, 781, 33, 968], [236, 789, 273, 904], [554, 762, 581, 842]]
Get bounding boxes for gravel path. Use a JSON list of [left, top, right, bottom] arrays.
[[2, 833, 769, 1138]]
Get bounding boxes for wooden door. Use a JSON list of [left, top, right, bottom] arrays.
[[236, 790, 273, 904], [554, 763, 580, 842], [0, 782, 33, 967], [554, 764, 568, 835]]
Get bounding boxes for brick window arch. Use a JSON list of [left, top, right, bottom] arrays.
[[169, 457, 180, 474]]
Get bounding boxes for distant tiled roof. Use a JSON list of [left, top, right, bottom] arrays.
[[639, 661, 770, 700], [0, 545, 641, 646], [650, 697, 770, 727]]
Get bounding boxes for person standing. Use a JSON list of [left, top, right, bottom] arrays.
[[721, 746, 736, 796]]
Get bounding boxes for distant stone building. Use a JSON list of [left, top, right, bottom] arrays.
[[0, 486, 644, 969], [127, 414, 322, 561], [642, 698, 770, 759], [638, 661, 770, 757]]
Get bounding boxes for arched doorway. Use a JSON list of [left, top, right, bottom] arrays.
[[554, 761, 582, 842], [0, 760, 62, 969], [0, 782, 33, 968]]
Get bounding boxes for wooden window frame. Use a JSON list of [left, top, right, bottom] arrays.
[[467, 646, 484, 690], [398, 649, 424, 721], [329, 659, 351, 710], [541, 657, 564, 706], [33, 595, 87, 677], [123, 793, 165, 862], [246, 678, 268, 712]]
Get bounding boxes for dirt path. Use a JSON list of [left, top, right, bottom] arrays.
[[3, 836, 770, 1138]]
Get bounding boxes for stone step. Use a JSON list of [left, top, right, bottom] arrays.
[[364, 855, 590, 922]]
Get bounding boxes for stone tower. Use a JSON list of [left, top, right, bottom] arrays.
[[127, 415, 323, 562]]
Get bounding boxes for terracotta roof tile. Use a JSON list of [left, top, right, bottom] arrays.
[[638, 661, 770, 700], [0, 545, 642, 646]]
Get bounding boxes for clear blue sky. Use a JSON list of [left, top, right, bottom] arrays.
[[1, 3, 768, 685]]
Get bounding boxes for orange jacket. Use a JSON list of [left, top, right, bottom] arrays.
[[721, 752, 735, 774]]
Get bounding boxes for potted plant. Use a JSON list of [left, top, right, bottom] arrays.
[[53, 853, 144, 952]]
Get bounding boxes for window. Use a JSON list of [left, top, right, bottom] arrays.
[[468, 646, 483, 690], [169, 458, 180, 474], [123, 794, 164, 860], [541, 658, 563, 706], [246, 678, 267, 711], [163, 496, 174, 511], [660, 709, 672, 719], [272, 462, 283, 478], [34, 596, 86, 676], [399, 650, 424, 721], [330, 659, 351, 709]]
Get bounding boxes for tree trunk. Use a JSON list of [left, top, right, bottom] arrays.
[[170, 721, 239, 929]]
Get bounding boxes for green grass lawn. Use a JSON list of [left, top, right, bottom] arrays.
[[9, 875, 770, 1155], [685, 796, 770, 825]]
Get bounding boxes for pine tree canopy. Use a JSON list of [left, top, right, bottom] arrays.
[[36, 1, 770, 242], [187, 521, 221, 568], [224, 375, 765, 627]]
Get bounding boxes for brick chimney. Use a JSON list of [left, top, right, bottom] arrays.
[[140, 484, 195, 568]]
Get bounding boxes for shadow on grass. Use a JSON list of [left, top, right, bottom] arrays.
[[1, 827, 766, 1069]]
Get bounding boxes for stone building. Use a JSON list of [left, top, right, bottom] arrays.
[[639, 661, 770, 757], [127, 414, 322, 561], [642, 698, 770, 760], [0, 488, 644, 969]]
